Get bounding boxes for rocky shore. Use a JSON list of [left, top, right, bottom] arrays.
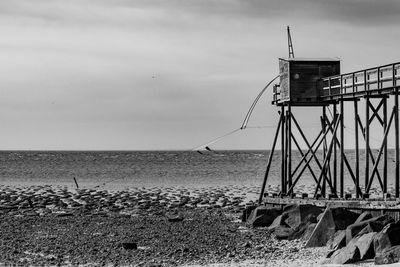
[[0, 185, 330, 266]]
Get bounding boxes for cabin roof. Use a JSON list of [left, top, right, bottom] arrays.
[[279, 57, 340, 62]]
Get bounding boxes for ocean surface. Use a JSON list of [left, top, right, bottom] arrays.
[[0, 150, 396, 192]]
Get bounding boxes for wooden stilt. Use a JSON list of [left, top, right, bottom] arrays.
[[365, 97, 370, 192], [258, 116, 282, 204], [333, 103, 337, 195], [395, 89, 399, 197], [383, 97, 388, 195], [354, 100, 360, 198], [287, 105, 292, 194], [340, 100, 344, 198], [322, 107, 327, 197], [281, 106, 286, 195], [285, 110, 289, 195]]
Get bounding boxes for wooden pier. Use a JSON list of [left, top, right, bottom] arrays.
[[260, 59, 400, 207]]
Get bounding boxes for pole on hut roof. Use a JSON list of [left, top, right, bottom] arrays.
[[287, 26, 295, 58]]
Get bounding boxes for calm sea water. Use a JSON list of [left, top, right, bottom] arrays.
[[0, 150, 396, 191]]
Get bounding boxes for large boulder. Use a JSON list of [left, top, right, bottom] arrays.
[[375, 245, 400, 265], [282, 204, 322, 229], [327, 230, 346, 251], [346, 214, 394, 244], [246, 206, 281, 227], [274, 225, 294, 240], [288, 214, 318, 240], [329, 243, 360, 264], [166, 212, 184, 222], [306, 208, 359, 247], [348, 232, 376, 260], [306, 207, 358, 247], [330, 208, 360, 230], [354, 211, 373, 224], [268, 214, 286, 230], [374, 221, 400, 255], [241, 205, 257, 222], [305, 207, 336, 247], [301, 223, 317, 241]]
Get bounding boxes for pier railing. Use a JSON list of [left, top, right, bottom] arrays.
[[322, 62, 400, 98]]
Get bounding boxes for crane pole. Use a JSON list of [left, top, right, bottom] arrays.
[[287, 26, 295, 58]]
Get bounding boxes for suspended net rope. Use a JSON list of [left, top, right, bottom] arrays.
[[191, 75, 280, 151], [240, 75, 280, 130], [245, 125, 281, 129], [191, 128, 242, 151]]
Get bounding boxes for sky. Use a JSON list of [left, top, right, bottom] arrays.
[[0, 0, 400, 150]]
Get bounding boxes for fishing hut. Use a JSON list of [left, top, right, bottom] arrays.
[[260, 56, 400, 214]]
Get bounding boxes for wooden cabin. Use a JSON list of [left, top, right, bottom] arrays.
[[277, 58, 340, 106]]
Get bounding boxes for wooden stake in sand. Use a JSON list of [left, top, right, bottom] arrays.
[[73, 177, 79, 189], [27, 198, 34, 208]]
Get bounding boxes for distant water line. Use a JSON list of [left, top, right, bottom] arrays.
[[0, 150, 395, 191]]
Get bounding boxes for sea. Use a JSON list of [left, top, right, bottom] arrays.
[[0, 150, 396, 193]]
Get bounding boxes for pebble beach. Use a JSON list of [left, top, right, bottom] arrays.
[[0, 184, 332, 266]]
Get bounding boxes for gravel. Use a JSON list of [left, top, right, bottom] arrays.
[[0, 207, 330, 266], [0, 185, 329, 266]]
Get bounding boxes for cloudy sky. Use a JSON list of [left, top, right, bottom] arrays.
[[0, 0, 399, 150]]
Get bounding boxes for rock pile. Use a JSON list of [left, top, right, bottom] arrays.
[[0, 185, 257, 215], [244, 203, 400, 265]]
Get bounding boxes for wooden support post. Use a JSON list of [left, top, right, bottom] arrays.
[[285, 109, 289, 195], [333, 103, 337, 194], [73, 177, 79, 189], [258, 116, 282, 204], [383, 97, 388, 194], [340, 100, 344, 198], [287, 105, 292, 194], [354, 100, 360, 198], [395, 89, 400, 198], [281, 106, 286, 195], [322, 106, 327, 197], [365, 97, 370, 192]]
